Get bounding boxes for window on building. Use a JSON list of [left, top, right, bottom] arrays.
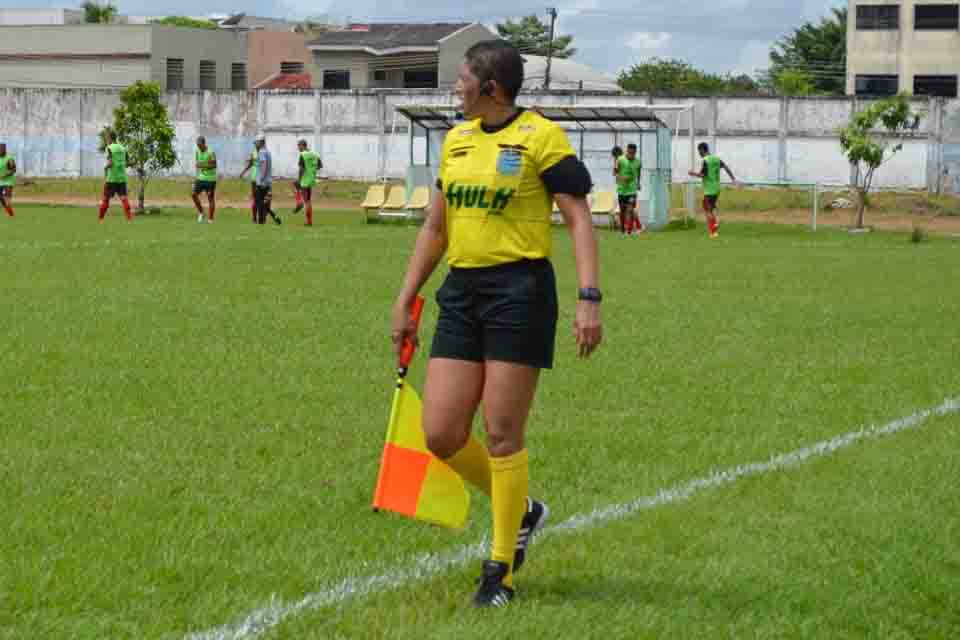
[[199, 60, 217, 90], [855, 74, 899, 96], [373, 69, 388, 82], [856, 5, 900, 29], [323, 70, 350, 90], [915, 4, 959, 30], [403, 68, 438, 89], [914, 74, 958, 97], [280, 61, 305, 75], [231, 63, 247, 90], [166, 57, 184, 90]]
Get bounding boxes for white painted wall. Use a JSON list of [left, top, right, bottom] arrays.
[[2, 88, 954, 191]]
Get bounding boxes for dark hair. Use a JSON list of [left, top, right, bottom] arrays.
[[464, 40, 524, 102], [612, 145, 623, 157], [627, 143, 637, 151], [698, 142, 709, 153], [197, 136, 206, 144]]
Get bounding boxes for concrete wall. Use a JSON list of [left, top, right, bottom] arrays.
[[2, 87, 956, 191], [309, 51, 373, 89], [247, 31, 311, 88], [847, 0, 960, 95], [437, 24, 498, 88], [0, 8, 84, 25], [149, 26, 247, 91]]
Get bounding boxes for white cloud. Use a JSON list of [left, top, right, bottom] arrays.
[[626, 32, 672, 55]]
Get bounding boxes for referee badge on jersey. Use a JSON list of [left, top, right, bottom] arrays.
[[496, 149, 523, 176]]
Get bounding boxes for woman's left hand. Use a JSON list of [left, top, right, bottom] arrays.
[[574, 300, 603, 359]]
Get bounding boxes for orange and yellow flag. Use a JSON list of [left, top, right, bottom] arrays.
[[372, 296, 470, 529]]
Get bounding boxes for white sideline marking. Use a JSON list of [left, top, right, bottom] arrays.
[[186, 397, 960, 640]]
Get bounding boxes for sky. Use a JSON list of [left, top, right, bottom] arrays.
[[10, 0, 847, 78]]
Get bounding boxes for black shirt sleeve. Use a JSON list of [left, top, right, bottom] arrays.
[[541, 155, 593, 197]]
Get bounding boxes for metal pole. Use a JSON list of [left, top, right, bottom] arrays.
[[688, 103, 696, 225], [544, 8, 558, 91], [812, 183, 818, 232]]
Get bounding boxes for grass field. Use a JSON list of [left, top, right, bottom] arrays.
[[2, 204, 959, 639]]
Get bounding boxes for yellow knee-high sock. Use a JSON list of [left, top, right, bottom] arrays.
[[443, 434, 491, 497], [490, 449, 529, 588]]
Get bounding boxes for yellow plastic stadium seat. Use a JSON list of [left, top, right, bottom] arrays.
[[382, 185, 408, 210], [360, 184, 387, 210], [591, 190, 615, 214], [406, 186, 430, 211]]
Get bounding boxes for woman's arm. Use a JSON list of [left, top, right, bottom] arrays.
[[391, 189, 448, 358], [556, 193, 603, 358]]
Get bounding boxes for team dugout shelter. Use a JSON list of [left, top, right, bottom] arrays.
[[384, 103, 697, 229]]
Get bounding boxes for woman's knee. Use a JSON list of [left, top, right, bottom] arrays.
[[424, 427, 470, 459]]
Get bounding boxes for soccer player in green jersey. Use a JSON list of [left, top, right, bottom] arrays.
[[615, 143, 643, 236], [0, 142, 16, 218], [293, 139, 322, 226], [689, 142, 737, 238], [98, 130, 133, 223], [192, 136, 217, 223]]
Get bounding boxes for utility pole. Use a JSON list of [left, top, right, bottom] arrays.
[[544, 7, 557, 91]]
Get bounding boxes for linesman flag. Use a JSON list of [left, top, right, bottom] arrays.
[[372, 296, 470, 529]]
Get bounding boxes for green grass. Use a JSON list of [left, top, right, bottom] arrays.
[[672, 183, 960, 216], [2, 205, 959, 639]]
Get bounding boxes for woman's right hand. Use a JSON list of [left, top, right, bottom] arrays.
[[391, 296, 419, 361]]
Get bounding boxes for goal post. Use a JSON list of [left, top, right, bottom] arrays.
[[677, 179, 821, 231]]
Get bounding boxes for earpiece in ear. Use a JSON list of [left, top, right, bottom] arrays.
[[480, 81, 494, 97]]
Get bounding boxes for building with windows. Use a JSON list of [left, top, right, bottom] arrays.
[[847, 0, 960, 96], [0, 24, 247, 90], [307, 22, 495, 90]]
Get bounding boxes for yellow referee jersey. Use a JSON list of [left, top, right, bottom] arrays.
[[438, 109, 577, 268]]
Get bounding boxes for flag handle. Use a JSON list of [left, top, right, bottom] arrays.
[[374, 295, 425, 513], [397, 295, 425, 377]]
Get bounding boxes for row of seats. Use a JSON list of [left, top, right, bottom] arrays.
[[360, 184, 430, 213], [360, 184, 619, 217]]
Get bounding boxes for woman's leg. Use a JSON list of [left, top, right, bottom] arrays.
[[481, 361, 540, 588]]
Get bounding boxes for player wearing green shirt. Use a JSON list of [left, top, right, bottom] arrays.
[[98, 130, 133, 223], [614, 143, 643, 236], [0, 142, 16, 218], [689, 142, 737, 238], [192, 136, 218, 223], [293, 139, 322, 226]]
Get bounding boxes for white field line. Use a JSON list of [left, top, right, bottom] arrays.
[[187, 397, 960, 640]]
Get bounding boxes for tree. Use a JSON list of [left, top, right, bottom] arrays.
[[770, 8, 847, 96], [496, 15, 575, 58], [839, 95, 921, 229], [618, 58, 759, 96], [771, 69, 816, 96], [152, 16, 219, 30], [82, 1, 117, 24], [99, 81, 176, 213]]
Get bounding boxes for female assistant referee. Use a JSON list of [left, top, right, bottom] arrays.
[[391, 40, 603, 608]]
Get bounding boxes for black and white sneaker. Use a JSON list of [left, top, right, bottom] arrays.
[[472, 560, 515, 608], [513, 498, 550, 574]]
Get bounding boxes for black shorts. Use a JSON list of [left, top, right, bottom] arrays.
[[618, 194, 637, 208], [104, 182, 127, 198], [193, 181, 217, 195], [0, 186, 12, 198], [703, 195, 719, 210], [431, 258, 559, 369]]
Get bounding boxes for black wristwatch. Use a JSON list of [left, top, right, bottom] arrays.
[[578, 287, 602, 303]]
